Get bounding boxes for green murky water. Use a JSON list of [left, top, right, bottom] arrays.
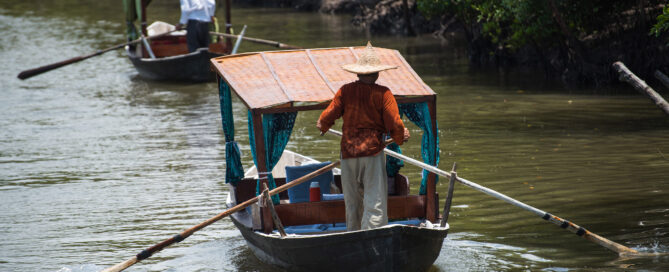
[[1, 1, 668, 271]]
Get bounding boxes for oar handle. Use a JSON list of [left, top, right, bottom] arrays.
[[17, 56, 87, 80], [17, 39, 138, 80], [323, 129, 639, 256], [17, 29, 178, 80], [102, 160, 340, 272], [209, 31, 302, 49]]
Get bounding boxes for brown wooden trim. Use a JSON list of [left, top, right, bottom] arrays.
[[148, 42, 188, 58], [255, 96, 431, 113], [426, 95, 438, 221], [140, 0, 148, 36], [224, 0, 232, 50], [262, 185, 286, 237], [395, 96, 432, 105], [274, 195, 426, 227], [257, 102, 330, 114], [251, 109, 274, 233], [216, 93, 434, 112], [235, 177, 290, 205]]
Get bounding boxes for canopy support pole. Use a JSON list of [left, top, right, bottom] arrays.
[[252, 109, 274, 233], [426, 95, 438, 222]]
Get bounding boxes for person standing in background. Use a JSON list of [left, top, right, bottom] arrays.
[[177, 0, 216, 52]]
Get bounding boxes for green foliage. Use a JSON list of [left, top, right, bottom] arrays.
[[417, 0, 665, 52], [650, 5, 669, 37]]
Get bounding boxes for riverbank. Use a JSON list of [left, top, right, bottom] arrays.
[[236, 0, 669, 88]]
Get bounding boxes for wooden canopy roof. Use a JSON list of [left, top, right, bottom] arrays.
[[210, 47, 435, 110]]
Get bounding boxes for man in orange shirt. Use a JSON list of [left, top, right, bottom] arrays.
[[317, 42, 410, 231]]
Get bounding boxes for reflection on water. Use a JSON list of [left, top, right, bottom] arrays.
[[1, 1, 669, 271]]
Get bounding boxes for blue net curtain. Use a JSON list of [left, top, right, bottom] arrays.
[[395, 102, 439, 195], [218, 79, 244, 186], [248, 111, 297, 204], [385, 142, 404, 177]]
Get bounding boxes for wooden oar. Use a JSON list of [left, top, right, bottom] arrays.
[[325, 129, 661, 257], [101, 160, 340, 272], [17, 29, 178, 80], [210, 31, 302, 49]]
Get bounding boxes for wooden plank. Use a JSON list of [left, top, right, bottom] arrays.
[[396, 96, 432, 105], [251, 109, 274, 233], [142, 35, 223, 56], [262, 184, 286, 237], [235, 177, 289, 204], [149, 43, 188, 58], [257, 102, 329, 114], [256, 97, 430, 114], [140, 0, 148, 36], [426, 95, 438, 221], [274, 195, 426, 226]]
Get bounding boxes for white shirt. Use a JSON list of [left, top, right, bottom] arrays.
[[179, 0, 216, 24]]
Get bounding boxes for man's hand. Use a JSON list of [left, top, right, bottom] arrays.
[[403, 127, 410, 143], [317, 119, 325, 135], [175, 23, 184, 30]]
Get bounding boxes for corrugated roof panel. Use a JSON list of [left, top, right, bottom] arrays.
[[210, 47, 435, 109], [213, 53, 289, 109], [264, 51, 334, 103], [309, 48, 359, 91]]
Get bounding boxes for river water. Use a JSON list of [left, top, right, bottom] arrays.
[[1, 1, 668, 271]]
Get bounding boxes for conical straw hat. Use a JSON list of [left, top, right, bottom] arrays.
[[342, 41, 398, 74]]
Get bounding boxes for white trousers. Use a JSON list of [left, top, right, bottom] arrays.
[[341, 152, 388, 231]]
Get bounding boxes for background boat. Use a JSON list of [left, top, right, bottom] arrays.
[[123, 0, 233, 82]]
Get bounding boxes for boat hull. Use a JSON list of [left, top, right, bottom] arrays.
[[126, 47, 222, 82], [229, 209, 448, 272]]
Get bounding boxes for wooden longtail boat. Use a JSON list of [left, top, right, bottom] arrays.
[[126, 45, 225, 82], [212, 46, 447, 271], [124, 0, 233, 82]]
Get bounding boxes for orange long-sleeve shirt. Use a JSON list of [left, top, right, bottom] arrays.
[[318, 81, 406, 159]]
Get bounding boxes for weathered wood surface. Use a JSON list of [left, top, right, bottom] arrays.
[[613, 62, 669, 116], [262, 184, 286, 237]]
